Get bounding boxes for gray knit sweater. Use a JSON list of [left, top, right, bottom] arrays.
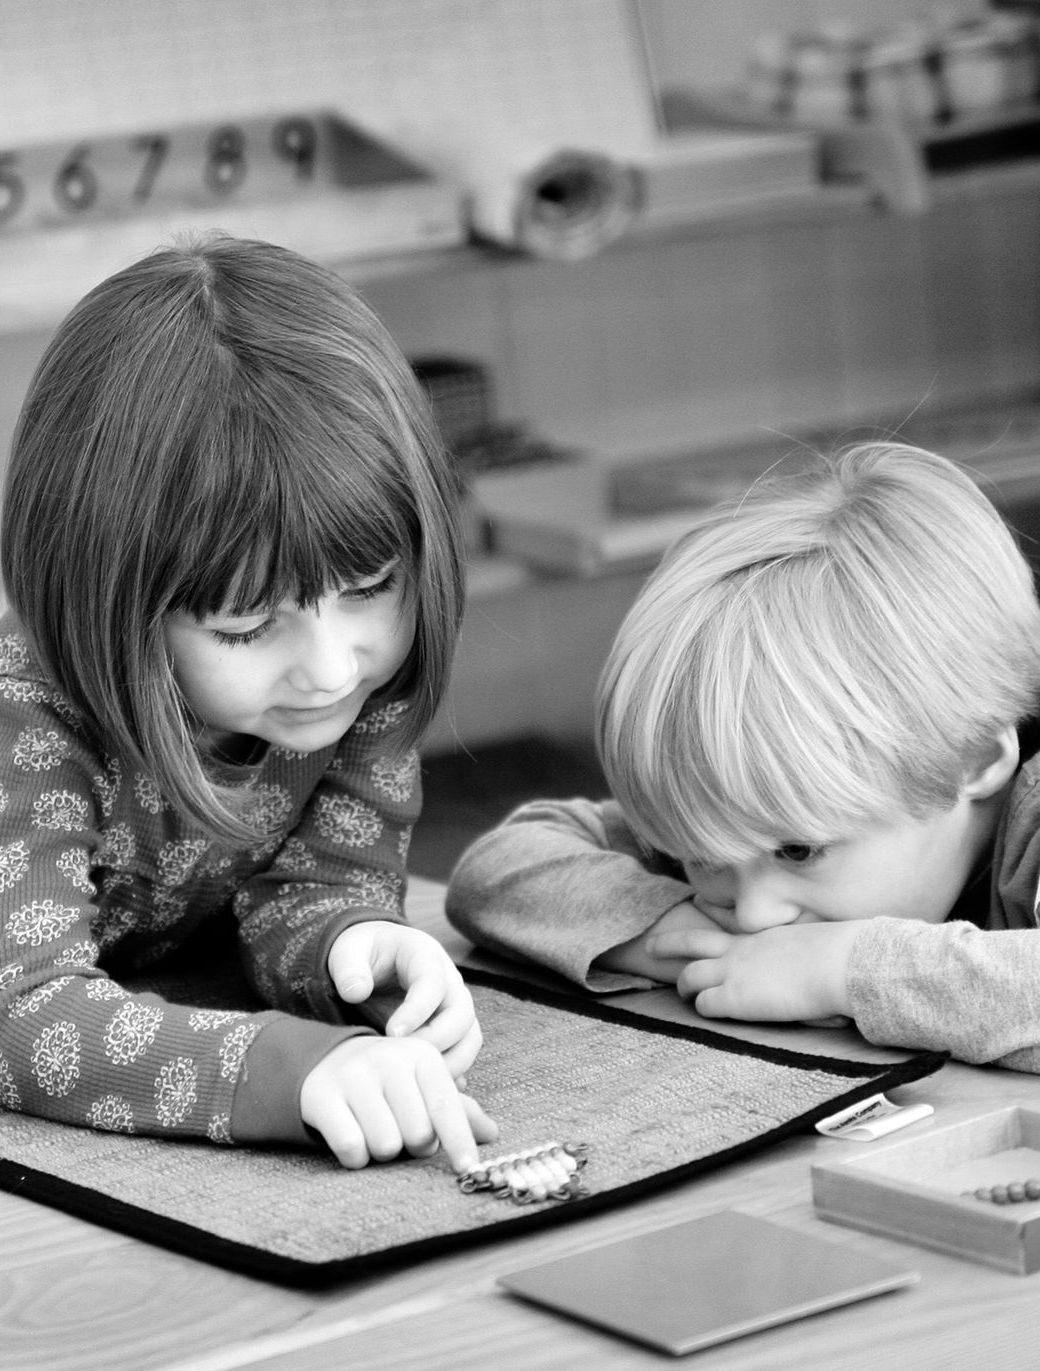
[[446, 754, 1040, 1072]]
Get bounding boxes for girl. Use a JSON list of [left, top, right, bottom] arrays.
[[0, 233, 496, 1170]]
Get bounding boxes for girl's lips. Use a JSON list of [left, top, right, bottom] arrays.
[[269, 697, 356, 724]]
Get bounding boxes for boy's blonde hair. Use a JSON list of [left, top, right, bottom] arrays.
[[2, 234, 463, 843], [597, 443, 1040, 866]]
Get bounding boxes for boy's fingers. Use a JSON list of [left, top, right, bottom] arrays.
[[676, 957, 724, 1002], [692, 987, 728, 1019], [649, 927, 732, 961]]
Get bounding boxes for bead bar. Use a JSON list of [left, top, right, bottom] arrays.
[[457, 1140, 589, 1205]]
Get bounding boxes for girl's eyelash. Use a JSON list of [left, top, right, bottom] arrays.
[[212, 620, 275, 648], [345, 568, 398, 601], [209, 570, 398, 643]]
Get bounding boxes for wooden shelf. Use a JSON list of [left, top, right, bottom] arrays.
[[0, 177, 877, 338], [665, 88, 1040, 214], [0, 193, 466, 337]]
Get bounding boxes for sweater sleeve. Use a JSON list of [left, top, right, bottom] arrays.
[[848, 917, 1040, 1071], [445, 796, 695, 991], [231, 700, 417, 1022]]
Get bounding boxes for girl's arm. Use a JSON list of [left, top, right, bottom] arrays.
[[0, 686, 478, 1153], [445, 796, 696, 990], [0, 692, 355, 1146], [232, 703, 421, 1021]]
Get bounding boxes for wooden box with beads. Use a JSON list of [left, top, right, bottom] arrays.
[[812, 1107, 1040, 1274]]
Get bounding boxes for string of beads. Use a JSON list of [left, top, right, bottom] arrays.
[[963, 1178, 1040, 1204], [457, 1140, 589, 1205]]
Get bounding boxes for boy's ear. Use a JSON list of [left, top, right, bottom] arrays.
[[962, 725, 1020, 800]]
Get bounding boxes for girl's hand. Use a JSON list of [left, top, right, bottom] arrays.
[[594, 898, 729, 980], [648, 921, 860, 1023], [300, 1035, 498, 1171], [328, 922, 482, 1078]]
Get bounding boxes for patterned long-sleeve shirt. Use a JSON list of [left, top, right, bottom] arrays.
[[0, 613, 420, 1146]]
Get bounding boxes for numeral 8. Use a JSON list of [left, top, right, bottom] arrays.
[[205, 126, 247, 194]]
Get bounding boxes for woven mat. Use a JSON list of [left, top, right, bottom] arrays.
[[0, 968, 944, 1286]]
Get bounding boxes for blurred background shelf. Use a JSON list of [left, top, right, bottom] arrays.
[[1, 0, 1039, 764]]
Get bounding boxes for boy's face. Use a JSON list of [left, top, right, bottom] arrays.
[[681, 793, 985, 933]]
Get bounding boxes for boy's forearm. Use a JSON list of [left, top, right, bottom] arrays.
[[447, 821, 692, 991], [849, 918, 1040, 1068]]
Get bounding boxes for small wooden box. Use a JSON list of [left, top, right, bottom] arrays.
[[812, 1107, 1040, 1275]]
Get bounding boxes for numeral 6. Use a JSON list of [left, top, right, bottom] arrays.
[[0, 152, 25, 223], [55, 145, 98, 212]]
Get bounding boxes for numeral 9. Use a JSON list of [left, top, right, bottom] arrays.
[[272, 117, 318, 179]]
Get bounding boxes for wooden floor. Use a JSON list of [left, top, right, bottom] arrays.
[[411, 734, 606, 881]]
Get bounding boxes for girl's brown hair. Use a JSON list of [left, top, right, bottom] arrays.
[[2, 234, 464, 842]]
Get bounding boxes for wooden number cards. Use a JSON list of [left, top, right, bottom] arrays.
[[0, 111, 450, 234]]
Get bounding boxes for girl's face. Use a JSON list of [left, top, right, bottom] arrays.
[[164, 564, 414, 754]]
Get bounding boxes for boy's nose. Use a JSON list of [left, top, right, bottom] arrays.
[[696, 868, 801, 934], [731, 880, 801, 933]]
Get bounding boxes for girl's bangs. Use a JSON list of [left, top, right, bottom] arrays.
[[167, 428, 416, 620]]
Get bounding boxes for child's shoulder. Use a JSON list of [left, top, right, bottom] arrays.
[[0, 610, 35, 679], [0, 609, 84, 732]]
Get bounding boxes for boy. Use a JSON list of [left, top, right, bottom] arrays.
[[446, 444, 1040, 1071]]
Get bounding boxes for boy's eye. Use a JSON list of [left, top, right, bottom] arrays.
[[774, 842, 824, 865]]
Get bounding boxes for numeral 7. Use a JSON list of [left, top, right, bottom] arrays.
[[132, 135, 170, 202]]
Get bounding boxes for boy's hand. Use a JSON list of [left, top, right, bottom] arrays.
[[594, 899, 727, 980], [648, 920, 860, 1022], [300, 1035, 498, 1171], [328, 922, 481, 1078]]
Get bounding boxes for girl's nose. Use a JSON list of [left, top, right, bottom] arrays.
[[287, 620, 360, 695]]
